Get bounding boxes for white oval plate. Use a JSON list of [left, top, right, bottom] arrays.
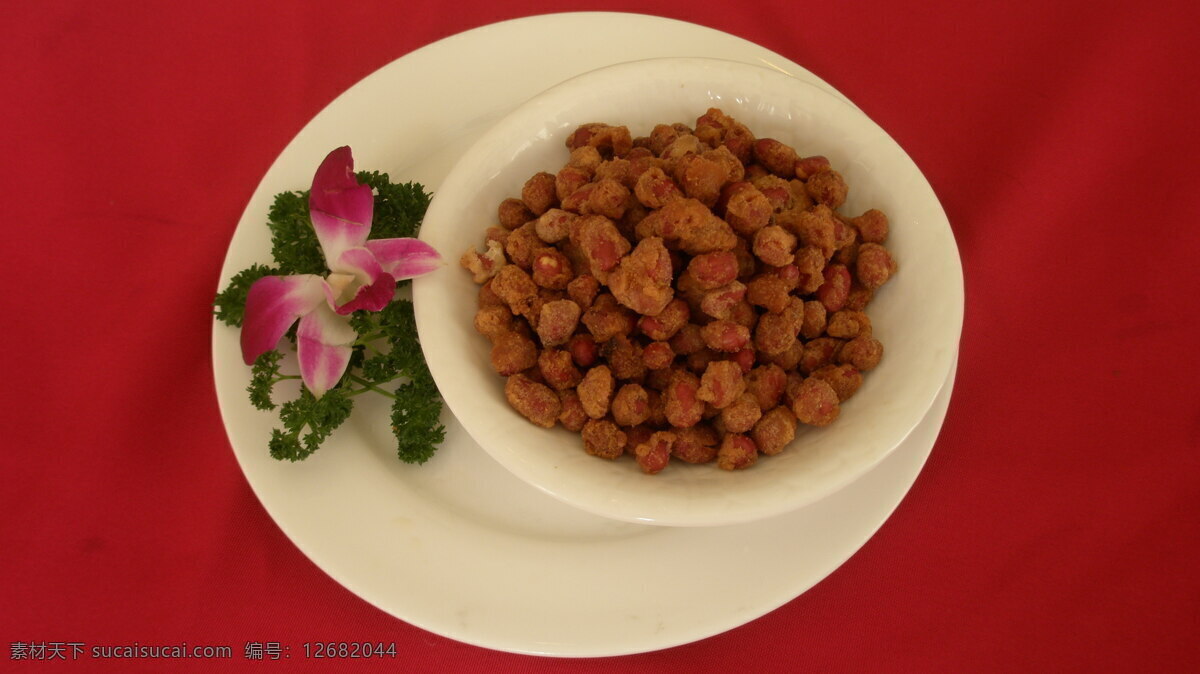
[[416, 57, 963, 527], [212, 12, 960, 656]]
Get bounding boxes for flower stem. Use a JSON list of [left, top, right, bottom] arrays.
[[355, 329, 386, 345], [347, 374, 397, 399]]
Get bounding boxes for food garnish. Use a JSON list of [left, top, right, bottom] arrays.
[[215, 147, 446, 463]]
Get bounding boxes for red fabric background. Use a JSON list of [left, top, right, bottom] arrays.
[[3, 0, 1198, 671]]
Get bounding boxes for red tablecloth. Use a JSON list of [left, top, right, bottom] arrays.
[[5, 0, 1198, 671]]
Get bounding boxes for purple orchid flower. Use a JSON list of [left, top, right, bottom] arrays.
[[240, 146, 441, 397]]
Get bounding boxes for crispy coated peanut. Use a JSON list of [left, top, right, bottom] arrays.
[[751, 174, 793, 212], [673, 153, 728, 206], [687, 251, 739, 290], [826, 310, 872, 339], [786, 178, 815, 211], [649, 124, 682, 156], [838, 336, 884, 371], [477, 279, 504, 308], [793, 245, 827, 294], [567, 145, 603, 171], [460, 239, 507, 284], [538, 349, 583, 391], [671, 424, 718, 464], [557, 389, 588, 431], [504, 374, 561, 428], [504, 222, 542, 270], [697, 360, 747, 409], [800, 300, 827, 340], [498, 197, 533, 230], [531, 247, 574, 289], [720, 393, 762, 434], [634, 431, 675, 474], [791, 377, 840, 426], [642, 341, 675, 370], [720, 182, 773, 237], [633, 166, 684, 209], [745, 364, 787, 411], [745, 274, 791, 314], [522, 171, 558, 216], [780, 206, 837, 261], [649, 198, 739, 255], [576, 178, 631, 220], [752, 225, 797, 267], [794, 155, 831, 180], [567, 123, 633, 158], [731, 346, 756, 374], [668, 323, 706, 356], [566, 273, 600, 310], [845, 283, 874, 311], [602, 334, 646, 381], [731, 238, 758, 279], [555, 165, 592, 203], [534, 208, 577, 244], [623, 425, 655, 456], [663, 369, 703, 428], [753, 312, 797, 357], [835, 238, 859, 267], [700, 319, 751, 353], [473, 305, 513, 341], [811, 364, 863, 402], [762, 337, 804, 371], [490, 264, 540, 321], [612, 383, 651, 427], [771, 263, 800, 291], [753, 138, 799, 177], [536, 299, 581, 347], [717, 434, 758, 470], [703, 145, 745, 183], [799, 337, 842, 374], [700, 281, 747, 320], [581, 418, 626, 459], [752, 406, 797, 455], [806, 169, 848, 209], [855, 243, 897, 290], [660, 133, 704, 161], [568, 334, 598, 368], [816, 264, 851, 313], [687, 348, 719, 375], [571, 214, 631, 282], [490, 331, 537, 376], [607, 236, 675, 316], [577, 364, 615, 419], [581, 306, 635, 345], [484, 227, 510, 249], [852, 209, 889, 243]]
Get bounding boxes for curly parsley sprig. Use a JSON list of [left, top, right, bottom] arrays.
[[215, 171, 444, 464]]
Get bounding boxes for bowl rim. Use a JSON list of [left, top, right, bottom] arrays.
[[414, 56, 964, 527]]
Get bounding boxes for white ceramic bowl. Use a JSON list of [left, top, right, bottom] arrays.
[[414, 57, 963, 527]]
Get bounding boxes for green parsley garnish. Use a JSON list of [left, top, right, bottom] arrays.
[[215, 172, 444, 464]]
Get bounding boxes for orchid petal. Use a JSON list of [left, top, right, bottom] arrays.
[[320, 248, 396, 314], [334, 247, 384, 284], [321, 272, 355, 308], [296, 303, 357, 397], [240, 275, 326, 365], [335, 273, 396, 315], [309, 146, 374, 266], [365, 238, 445, 280]]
